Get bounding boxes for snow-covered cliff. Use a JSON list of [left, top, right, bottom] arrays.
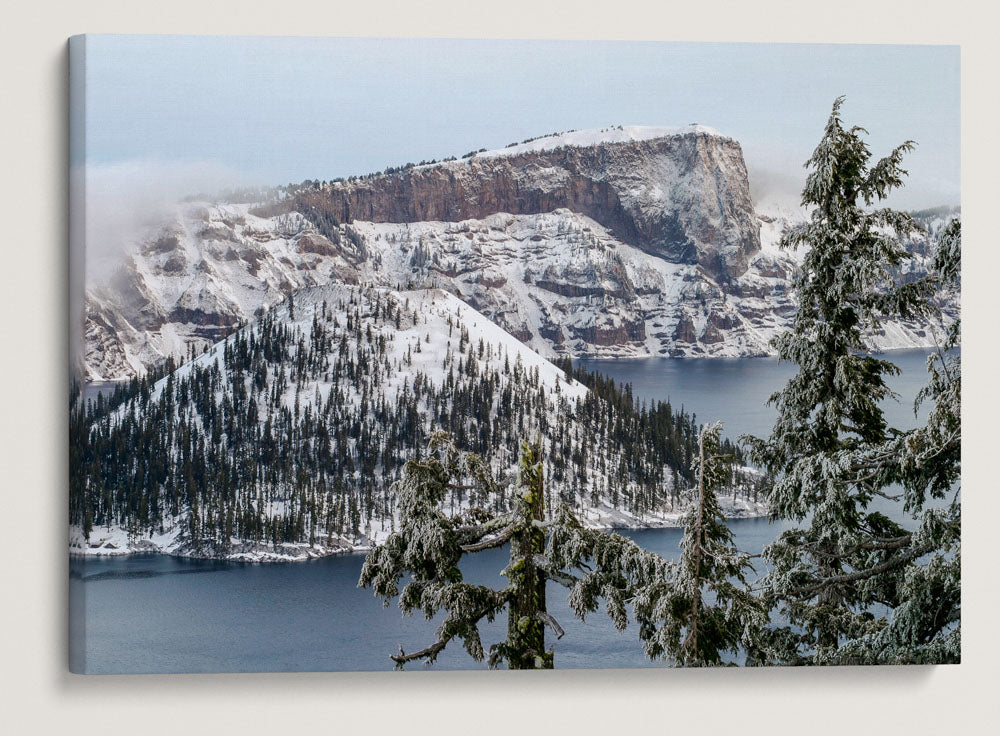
[[81, 127, 959, 381], [295, 125, 760, 283]]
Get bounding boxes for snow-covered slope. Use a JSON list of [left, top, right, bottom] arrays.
[[83, 199, 959, 380]]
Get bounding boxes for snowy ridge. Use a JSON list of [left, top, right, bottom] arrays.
[[141, 283, 590, 410], [475, 124, 729, 160]]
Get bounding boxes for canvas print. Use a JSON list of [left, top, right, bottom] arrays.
[[68, 36, 961, 673]]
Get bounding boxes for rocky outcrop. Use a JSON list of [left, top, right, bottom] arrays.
[[295, 127, 760, 284], [82, 205, 363, 380]]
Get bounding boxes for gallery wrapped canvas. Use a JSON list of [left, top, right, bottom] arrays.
[[68, 35, 960, 673]]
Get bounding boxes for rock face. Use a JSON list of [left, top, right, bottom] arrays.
[[79, 127, 960, 381], [82, 201, 959, 381], [83, 206, 360, 380], [296, 126, 760, 284]]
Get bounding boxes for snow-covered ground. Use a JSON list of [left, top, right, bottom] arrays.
[[576, 495, 769, 531], [69, 521, 372, 562]]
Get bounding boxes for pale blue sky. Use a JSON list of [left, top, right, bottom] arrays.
[[73, 35, 960, 209]]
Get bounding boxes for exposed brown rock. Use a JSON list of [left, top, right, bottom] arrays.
[[295, 132, 760, 284], [143, 234, 181, 256], [701, 323, 724, 344], [568, 319, 646, 346], [538, 324, 565, 345], [534, 280, 615, 299], [162, 254, 187, 273], [168, 307, 240, 327], [475, 274, 507, 288], [672, 314, 696, 343], [706, 310, 738, 331], [297, 233, 339, 257]]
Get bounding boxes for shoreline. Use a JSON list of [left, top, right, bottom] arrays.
[[69, 503, 771, 564], [81, 343, 951, 387]]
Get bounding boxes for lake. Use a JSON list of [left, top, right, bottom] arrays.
[[577, 348, 939, 440], [70, 349, 944, 673]]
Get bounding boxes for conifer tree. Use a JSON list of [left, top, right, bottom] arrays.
[[743, 97, 958, 663], [359, 432, 676, 669], [641, 422, 765, 666], [811, 219, 962, 665]]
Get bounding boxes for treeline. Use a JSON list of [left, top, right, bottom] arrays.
[[552, 356, 754, 508]]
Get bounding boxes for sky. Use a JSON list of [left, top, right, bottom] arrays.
[[73, 35, 960, 211]]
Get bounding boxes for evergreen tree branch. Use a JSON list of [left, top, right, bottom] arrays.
[[788, 543, 932, 597]]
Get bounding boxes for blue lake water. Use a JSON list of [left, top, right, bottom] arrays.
[[71, 349, 945, 673], [577, 348, 939, 441]]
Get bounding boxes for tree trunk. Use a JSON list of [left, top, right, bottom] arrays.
[[683, 427, 707, 664], [816, 551, 842, 653], [506, 438, 552, 669]]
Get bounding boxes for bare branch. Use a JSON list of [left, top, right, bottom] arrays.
[[790, 543, 931, 597], [391, 639, 448, 665], [389, 591, 510, 667], [460, 523, 517, 552], [536, 611, 565, 639], [531, 554, 581, 588]]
